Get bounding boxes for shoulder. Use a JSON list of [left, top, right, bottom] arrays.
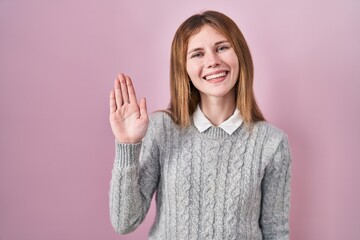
[[253, 121, 287, 140], [149, 110, 174, 126], [147, 110, 180, 135], [252, 121, 290, 157], [144, 110, 181, 145]]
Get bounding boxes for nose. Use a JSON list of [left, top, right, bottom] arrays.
[[205, 51, 221, 68]]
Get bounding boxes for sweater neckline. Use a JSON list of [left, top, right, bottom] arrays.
[[201, 126, 231, 139], [188, 123, 245, 140]]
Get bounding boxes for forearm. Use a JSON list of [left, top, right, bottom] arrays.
[[109, 142, 150, 234], [109, 136, 160, 234]]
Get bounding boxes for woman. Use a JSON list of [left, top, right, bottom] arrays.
[[109, 10, 291, 240]]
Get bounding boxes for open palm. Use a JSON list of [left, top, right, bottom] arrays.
[[109, 74, 148, 143]]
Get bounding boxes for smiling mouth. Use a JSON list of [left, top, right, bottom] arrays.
[[203, 71, 228, 81]]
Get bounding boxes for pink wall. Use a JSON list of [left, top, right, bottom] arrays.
[[1, 1, 359, 239]]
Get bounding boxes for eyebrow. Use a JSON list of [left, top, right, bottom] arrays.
[[187, 40, 230, 55]]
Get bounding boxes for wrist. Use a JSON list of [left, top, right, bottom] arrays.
[[115, 136, 142, 144]]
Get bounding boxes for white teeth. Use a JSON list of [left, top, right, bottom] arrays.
[[205, 72, 227, 80]]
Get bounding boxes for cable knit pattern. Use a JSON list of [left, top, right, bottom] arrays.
[[109, 111, 292, 240], [176, 130, 192, 239]]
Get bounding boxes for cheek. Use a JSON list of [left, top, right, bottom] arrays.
[[230, 54, 239, 69], [233, 62, 240, 77], [230, 59, 240, 78], [225, 51, 239, 68], [186, 63, 197, 79], [186, 62, 191, 75]]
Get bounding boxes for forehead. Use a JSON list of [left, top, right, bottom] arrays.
[[187, 25, 227, 47]]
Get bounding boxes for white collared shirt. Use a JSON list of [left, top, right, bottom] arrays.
[[192, 105, 243, 135]]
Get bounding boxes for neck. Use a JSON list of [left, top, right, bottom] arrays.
[[199, 92, 236, 126]]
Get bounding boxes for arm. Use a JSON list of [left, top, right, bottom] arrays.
[[109, 120, 160, 234], [260, 135, 292, 240], [108, 74, 159, 234]]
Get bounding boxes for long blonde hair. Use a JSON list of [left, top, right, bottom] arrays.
[[168, 10, 265, 127]]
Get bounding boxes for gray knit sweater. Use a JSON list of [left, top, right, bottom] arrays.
[[109, 112, 291, 240]]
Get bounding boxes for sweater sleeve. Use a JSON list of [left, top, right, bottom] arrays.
[[260, 134, 292, 240], [109, 119, 160, 234]]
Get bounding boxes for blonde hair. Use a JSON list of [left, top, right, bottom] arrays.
[[168, 10, 265, 127]]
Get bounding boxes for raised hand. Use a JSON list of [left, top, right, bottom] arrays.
[[109, 74, 149, 143]]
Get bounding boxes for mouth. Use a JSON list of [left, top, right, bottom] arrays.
[[203, 71, 229, 81]]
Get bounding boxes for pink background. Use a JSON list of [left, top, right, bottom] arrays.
[[1, 0, 359, 239]]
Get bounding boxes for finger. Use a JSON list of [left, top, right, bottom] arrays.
[[125, 75, 138, 104], [114, 77, 122, 107], [119, 74, 129, 104], [139, 98, 148, 119], [109, 90, 117, 113]]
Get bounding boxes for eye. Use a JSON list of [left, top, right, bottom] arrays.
[[217, 45, 230, 52], [190, 52, 204, 58]]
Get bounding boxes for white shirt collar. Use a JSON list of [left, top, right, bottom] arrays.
[[193, 105, 243, 135]]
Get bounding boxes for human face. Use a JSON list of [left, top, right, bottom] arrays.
[[186, 25, 239, 100]]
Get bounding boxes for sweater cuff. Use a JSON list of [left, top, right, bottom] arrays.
[[115, 139, 142, 168]]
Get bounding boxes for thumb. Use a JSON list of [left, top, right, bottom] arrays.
[[139, 98, 148, 119]]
